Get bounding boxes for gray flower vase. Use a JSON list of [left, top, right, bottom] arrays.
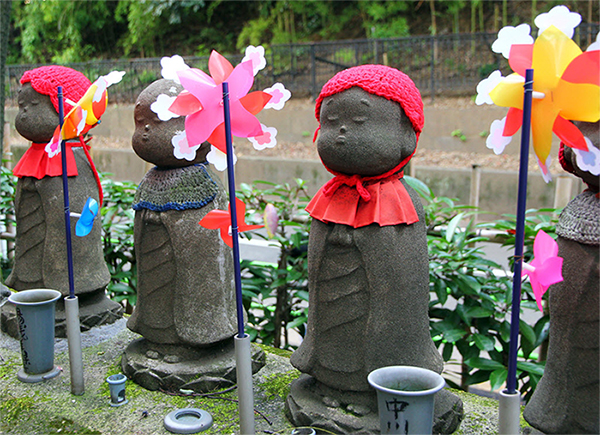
[[8, 289, 62, 383]]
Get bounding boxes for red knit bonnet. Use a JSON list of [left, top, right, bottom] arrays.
[[315, 64, 425, 143], [20, 65, 92, 114]]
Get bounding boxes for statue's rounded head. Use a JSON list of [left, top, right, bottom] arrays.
[[16, 66, 91, 143], [559, 120, 599, 192], [132, 79, 209, 168], [315, 65, 423, 176]]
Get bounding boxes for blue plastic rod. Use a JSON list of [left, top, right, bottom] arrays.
[[57, 87, 76, 300], [506, 68, 534, 394], [222, 82, 246, 339]]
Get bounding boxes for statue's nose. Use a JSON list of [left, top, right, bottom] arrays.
[[340, 125, 346, 134]]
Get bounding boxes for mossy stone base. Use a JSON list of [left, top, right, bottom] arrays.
[[286, 374, 463, 434], [121, 337, 266, 393], [1, 290, 123, 339]]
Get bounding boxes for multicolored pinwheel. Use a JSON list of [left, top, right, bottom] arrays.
[[477, 5, 600, 181], [522, 230, 564, 311], [198, 198, 263, 248], [151, 46, 291, 170], [45, 71, 125, 158]]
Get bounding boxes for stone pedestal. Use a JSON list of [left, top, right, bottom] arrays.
[[121, 337, 266, 393], [1, 289, 123, 338], [286, 374, 463, 434]]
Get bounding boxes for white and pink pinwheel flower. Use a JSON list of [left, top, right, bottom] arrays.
[[154, 47, 290, 171]]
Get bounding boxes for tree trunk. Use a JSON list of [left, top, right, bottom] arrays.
[[429, 0, 437, 36]]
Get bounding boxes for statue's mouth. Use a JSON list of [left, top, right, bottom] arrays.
[[336, 135, 346, 144]]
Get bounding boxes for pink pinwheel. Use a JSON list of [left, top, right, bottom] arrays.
[[198, 198, 263, 248], [522, 230, 564, 311], [168, 50, 272, 154]]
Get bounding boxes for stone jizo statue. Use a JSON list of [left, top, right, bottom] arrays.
[[122, 79, 263, 393], [286, 65, 463, 434], [3, 65, 120, 337], [524, 120, 599, 434]]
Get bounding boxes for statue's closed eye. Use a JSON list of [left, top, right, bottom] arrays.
[[353, 116, 367, 124]]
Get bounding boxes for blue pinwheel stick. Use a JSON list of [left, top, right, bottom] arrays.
[[58, 87, 76, 300], [222, 82, 246, 338], [506, 68, 534, 394], [222, 81, 255, 435]]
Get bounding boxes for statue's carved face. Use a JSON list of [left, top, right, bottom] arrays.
[[15, 83, 59, 143], [132, 79, 209, 168], [317, 87, 416, 176]]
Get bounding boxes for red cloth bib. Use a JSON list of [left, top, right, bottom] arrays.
[[13, 140, 82, 179], [12, 137, 104, 205], [306, 159, 419, 228]]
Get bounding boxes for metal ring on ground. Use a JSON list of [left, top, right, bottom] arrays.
[[163, 408, 213, 434]]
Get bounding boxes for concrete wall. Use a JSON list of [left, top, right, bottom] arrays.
[[6, 98, 558, 156]]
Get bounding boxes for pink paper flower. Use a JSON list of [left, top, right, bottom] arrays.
[[242, 45, 267, 76], [264, 83, 291, 110], [248, 124, 277, 150], [172, 131, 201, 161]]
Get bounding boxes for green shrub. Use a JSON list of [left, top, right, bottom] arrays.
[[0, 163, 16, 281], [99, 173, 138, 313], [406, 175, 552, 400], [237, 179, 311, 350]]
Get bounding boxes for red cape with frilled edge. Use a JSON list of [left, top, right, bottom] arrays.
[[306, 169, 418, 228], [13, 141, 79, 179], [13, 138, 104, 205]]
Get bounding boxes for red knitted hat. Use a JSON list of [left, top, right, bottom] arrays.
[[558, 142, 576, 175], [20, 66, 92, 114], [315, 64, 424, 142]]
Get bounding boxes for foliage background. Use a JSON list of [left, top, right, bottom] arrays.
[[5, 0, 598, 64]]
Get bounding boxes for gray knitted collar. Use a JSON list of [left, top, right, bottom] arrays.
[[556, 190, 599, 245]]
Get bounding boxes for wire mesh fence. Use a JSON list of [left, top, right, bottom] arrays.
[[6, 23, 598, 106]]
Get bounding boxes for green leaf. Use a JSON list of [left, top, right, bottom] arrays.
[[404, 176, 432, 198], [516, 361, 545, 376], [442, 328, 467, 343], [519, 320, 536, 346], [464, 369, 493, 386], [442, 342, 454, 361], [464, 357, 505, 371], [433, 280, 448, 305], [489, 368, 508, 391], [445, 213, 465, 243], [473, 333, 495, 351], [466, 306, 493, 318], [455, 304, 470, 326]]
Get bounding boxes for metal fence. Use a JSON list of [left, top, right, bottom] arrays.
[[6, 23, 598, 105]]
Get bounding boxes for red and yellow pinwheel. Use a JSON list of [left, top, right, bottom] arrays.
[[478, 9, 599, 180], [45, 71, 125, 158]]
